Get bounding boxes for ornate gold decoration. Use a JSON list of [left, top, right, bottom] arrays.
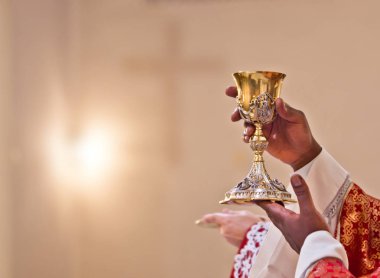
[[220, 71, 295, 205], [339, 184, 380, 276]]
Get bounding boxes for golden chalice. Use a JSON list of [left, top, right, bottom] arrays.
[[220, 71, 296, 205]]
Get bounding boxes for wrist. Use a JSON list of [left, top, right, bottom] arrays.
[[291, 140, 322, 171]]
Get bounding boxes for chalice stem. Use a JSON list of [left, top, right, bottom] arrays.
[[248, 123, 272, 190], [251, 123, 267, 163]]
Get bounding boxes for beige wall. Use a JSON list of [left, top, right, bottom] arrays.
[[0, 0, 11, 277], [3, 0, 380, 277], [10, 0, 81, 277]]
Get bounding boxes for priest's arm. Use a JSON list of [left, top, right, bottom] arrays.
[[259, 175, 380, 278], [229, 86, 348, 276], [199, 87, 377, 277], [199, 87, 352, 277]]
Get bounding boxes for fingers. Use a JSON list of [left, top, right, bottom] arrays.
[[227, 87, 242, 122], [225, 86, 238, 97], [201, 213, 226, 225], [226, 87, 254, 142], [290, 174, 315, 214], [224, 237, 242, 248], [231, 108, 241, 122], [257, 201, 290, 227], [222, 208, 240, 214], [243, 124, 255, 142], [275, 98, 305, 123]]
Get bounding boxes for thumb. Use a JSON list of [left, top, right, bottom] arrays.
[[276, 98, 304, 123], [290, 174, 315, 214]]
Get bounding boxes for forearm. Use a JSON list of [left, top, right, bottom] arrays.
[[291, 139, 322, 171]]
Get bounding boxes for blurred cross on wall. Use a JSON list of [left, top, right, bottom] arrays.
[[124, 22, 224, 162]]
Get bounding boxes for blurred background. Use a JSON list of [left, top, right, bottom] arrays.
[[1, 0, 380, 277]]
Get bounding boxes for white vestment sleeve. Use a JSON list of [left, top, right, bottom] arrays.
[[294, 148, 351, 233], [295, 231, 349, 278], [250, 149, 351, 278]]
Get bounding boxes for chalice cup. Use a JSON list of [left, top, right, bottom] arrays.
[[220, 71, 296, 205]]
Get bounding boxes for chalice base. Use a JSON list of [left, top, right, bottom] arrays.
[[220, 162, 296, 205]]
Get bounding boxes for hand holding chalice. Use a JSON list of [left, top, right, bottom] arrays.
[[220, 71, 296, 205]]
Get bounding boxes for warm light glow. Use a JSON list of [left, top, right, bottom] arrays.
[[48, 124, 118, 189], [73, 130, 113, 182]]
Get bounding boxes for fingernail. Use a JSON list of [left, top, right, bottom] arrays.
[[291, 175, 303, 187], [244, 135, 250, 142], [243, 128, 248, 135]]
